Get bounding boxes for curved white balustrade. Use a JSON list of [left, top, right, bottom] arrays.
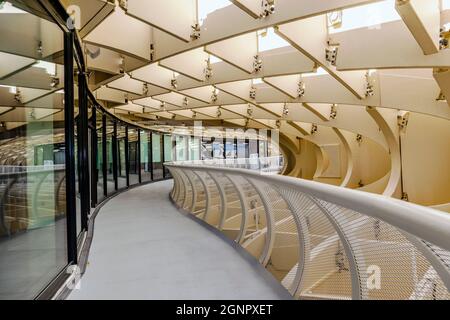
[[166, 161, 450, 300]]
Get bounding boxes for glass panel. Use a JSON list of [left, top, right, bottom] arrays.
[[140, 130, 151, 182], [176, 135, 187, 161], [96, 110, 105, 202], [201, 137, 213, 160], [190, 137, 200, 161], [259, 140, 267, 158], [0, 1, 67, 299], [249, 139, 258, 158], [152, 133, 163, 180], [128, 128, 139, 186], [105, 117, 114, 195], [75, 116, 81, 235], [225, 140, 236, 159], [237, 139, 247, 160], [117, 124, 126, 189], [212, 139, 224, 159], [163, 134, 172, 178]]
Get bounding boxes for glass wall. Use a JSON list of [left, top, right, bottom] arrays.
[[201, 137, 213, 160], [105, 117, 115, 196], [0, 1, 67, 299], [96, 109, 105, 203], [117, 124, 127, 189], [190, 137, 200, 161], [175, 135, 187, 161], [128, 128, 139, 186], [225, 140, 236, 159], [163, 134, 173, 178], [140, 130, 152, 182], [152, 133, 163, 180]]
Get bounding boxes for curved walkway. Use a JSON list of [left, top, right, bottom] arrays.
[[68, 180, 291, 300]]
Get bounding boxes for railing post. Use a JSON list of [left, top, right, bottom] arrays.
[[78, 71, 90, 231], [90, 108, 97, 207], [193, 171, 210, 220], [64, 30, 77, 265], [149, 131, 154, 181], [112, 121, 118, 190], [224, 174, 249, 244], [102, 113, 107, 197], [125, 125, 130, 187], [244, 178, 276, 266], [308, 197, 366, 300], [208, 173, 227, 230], [275, 186, 313, 296], [138, 129, 142, 184]]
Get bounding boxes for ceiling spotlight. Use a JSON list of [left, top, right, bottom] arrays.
[[297, 80, 305, 98], [190, 23, 201, 40], [260, 0, 275, 18], [249, 86, 257, 100], [204, 58, 213, 81], [247, 104, 253, 117], [356, 134, 363, 144], [325, 47, 338, 66], [282, 103, 289, 117], [143, 83, 148, 95], [365, 72, 375, 97], [211, 88, 218, 103], [253, 55, 263, 73], [330, 104, 337, 120], [50, 77, 60, 88]]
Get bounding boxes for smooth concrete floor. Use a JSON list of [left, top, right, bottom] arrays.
[[68, 180, 291, 300]]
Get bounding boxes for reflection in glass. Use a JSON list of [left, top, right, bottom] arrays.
[[128, 128, 139, 186], [163, 134, 172, 178], [140, 130, 152, 182], [0, 1, 67, 299], [152, 133, 163, 180], [190, 137, 200, 161], [117, 124, 126, 189], [96, 109, 105, 202], [105, 117, 114, 195]]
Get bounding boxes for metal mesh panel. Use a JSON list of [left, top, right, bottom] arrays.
[[195, 170, 221, 227], [215, 173, 243, 241], [316, 200, 450, 300], [277, 188, 352, 299], [167, 163, 450, 300]]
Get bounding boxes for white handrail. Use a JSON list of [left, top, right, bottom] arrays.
[[166, 162, 450, 252]]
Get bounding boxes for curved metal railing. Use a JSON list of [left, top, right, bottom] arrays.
[[165, 161, 450, 300], [174, 156, 284, 174], [0, 166, 66, 237]]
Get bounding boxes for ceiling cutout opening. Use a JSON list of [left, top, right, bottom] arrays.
[[257, 27, 290, 52], [328, 0, 401, 34], [197, 0, 231, 26]]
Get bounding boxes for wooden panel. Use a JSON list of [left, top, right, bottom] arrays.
[[205, 32, 257, 74], [126, 0, 196, 42], [107, 74, 146, 95], [395, 0, 440, 55], [276, 15, 367, 99], [0, 52, 35, 79], [84, 8, 152, 60], [159, 48, 208, 81], [332, 20, 450, 70]]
